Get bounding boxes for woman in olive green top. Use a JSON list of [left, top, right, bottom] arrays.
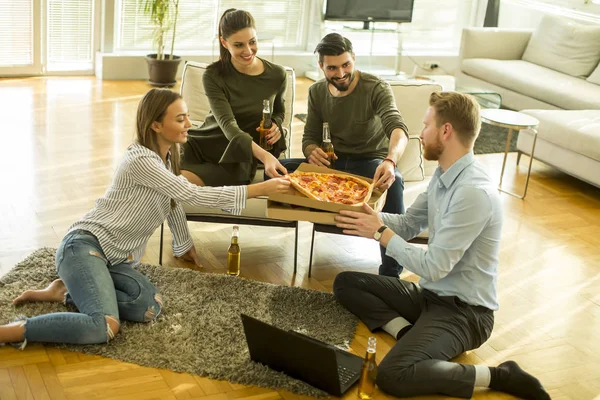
[[181, 9, 288, 186]]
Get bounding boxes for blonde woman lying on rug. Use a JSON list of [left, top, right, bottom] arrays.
[[0, 88, 290, 347]]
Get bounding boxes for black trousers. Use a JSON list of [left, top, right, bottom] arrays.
[[333, 272, 494, 398]]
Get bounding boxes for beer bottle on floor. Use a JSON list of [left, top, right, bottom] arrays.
[[227, 226, 241, 276], [321, 122, 335, 168], [259, 99, 273, 151], [358, 336, 377, 399]]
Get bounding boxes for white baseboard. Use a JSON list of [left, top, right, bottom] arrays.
[[95, 53, 458, 81]]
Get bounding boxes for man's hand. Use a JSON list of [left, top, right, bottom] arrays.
[[335, 203, 384, 238], [373, 160, 396, 190], [263, 153, 288, 178], [256, 124, 281, 145], [177, 246, 203, 269], [307, 146, 337, 167]]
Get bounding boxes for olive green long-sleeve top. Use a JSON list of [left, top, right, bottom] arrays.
[[183, 58, 287, 182], [302, 72, 408, 159]]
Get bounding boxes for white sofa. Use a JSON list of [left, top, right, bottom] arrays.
[[456, 15, 600, 110], [517, 110, 600, 188], [456, 15, 600, 189]]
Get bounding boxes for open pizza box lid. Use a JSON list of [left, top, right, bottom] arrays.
[[268, 163, 387, 214]]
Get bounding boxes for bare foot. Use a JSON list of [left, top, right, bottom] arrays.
[[13, 279, 67, 305]]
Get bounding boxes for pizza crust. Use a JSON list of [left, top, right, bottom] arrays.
[[288, 171, 373, 205]]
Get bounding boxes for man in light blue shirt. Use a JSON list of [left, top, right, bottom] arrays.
[[333, 92, 549, 400]]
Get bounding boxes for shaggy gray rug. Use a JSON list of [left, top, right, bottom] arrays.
[[0, 248, 359, 397]]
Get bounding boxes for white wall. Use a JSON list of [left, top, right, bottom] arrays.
[[499, 0, 600, 29], [97, 52, 319, 80], [97, 52, 460, 80]]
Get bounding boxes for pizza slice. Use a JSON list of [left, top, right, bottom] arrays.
[[288, 171, 373, 205]]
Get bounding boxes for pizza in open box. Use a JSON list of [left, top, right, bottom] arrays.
[[288, 171, 373, 205]]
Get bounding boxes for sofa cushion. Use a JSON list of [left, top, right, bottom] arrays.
[[522, 14, 600, 78], [398, 136, 424, 182], [587, 62, 600, 86], [521, 110, 600, 162], [461, 59, 600, 109], [389, 81, 443, 182]]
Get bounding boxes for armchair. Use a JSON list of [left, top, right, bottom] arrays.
[[158, 61, 299, 272]]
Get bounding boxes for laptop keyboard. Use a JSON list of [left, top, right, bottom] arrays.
[[338, 365, 359, 386]]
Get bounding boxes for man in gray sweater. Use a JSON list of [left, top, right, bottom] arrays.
[[284, 33, 409, 277]]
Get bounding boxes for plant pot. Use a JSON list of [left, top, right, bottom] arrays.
[[145, 54, 182, 87]]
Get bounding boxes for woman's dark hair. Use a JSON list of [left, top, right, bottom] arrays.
[[314, 33, 354, 65], [209, 9, 256, 74]]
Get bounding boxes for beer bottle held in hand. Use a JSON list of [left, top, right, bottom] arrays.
[[259, 99, 273, 151], [227, 226, 241, 276], [321, 122, 335, 168], [358, 336, 377, 399]]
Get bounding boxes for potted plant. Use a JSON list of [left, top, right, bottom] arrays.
[[142, 0, 182, 87]]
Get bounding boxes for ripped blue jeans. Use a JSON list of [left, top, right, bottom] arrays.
[[22, 229, 162, 345]]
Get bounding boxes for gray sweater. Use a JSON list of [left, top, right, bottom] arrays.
[[302, 72, 408, 159]]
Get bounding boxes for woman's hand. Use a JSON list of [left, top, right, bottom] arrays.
[[263, 152, 288, 178], [248, 176, 292, 198], [176, 245, 203, 269], [256, 124, 282, 145]]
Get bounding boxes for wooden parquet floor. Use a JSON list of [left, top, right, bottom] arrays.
[[0, 76, 599, 400]]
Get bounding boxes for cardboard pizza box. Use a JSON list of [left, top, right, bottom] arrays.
[[267, 163, 388, 225]]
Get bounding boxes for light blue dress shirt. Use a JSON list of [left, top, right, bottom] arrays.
[[381, 152, 503, 310]]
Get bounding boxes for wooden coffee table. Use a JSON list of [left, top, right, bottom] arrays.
[[480, 109, 540, 199]]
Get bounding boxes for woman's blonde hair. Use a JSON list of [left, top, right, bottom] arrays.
[[429, 92, 481, 147], [135, 88, 183, 208]]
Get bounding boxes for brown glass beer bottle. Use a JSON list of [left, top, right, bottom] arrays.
[[227, 226, 241, 276], [259, 99, 273, 151], [358, 336, 377, 399], [321, 122, 335, 168]]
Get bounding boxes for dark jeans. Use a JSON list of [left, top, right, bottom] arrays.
[[333, 271, 494, 398], [279, 156, 405, 276]]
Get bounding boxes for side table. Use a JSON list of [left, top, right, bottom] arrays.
[[480, 109, 540, 199]]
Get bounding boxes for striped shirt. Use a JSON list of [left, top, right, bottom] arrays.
[[69, 143, 247, 265]]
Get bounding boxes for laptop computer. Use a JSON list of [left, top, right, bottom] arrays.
[[241, 313, 364, 396]]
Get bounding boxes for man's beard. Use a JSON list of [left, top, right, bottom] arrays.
[[422, 136, 444, 161], [327, 71, 355, 92]]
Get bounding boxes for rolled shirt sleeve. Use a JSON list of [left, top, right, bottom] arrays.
[[166, 202, 194, 257]]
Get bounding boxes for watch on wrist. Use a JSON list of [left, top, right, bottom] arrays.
[[373, 225, 388, 241]]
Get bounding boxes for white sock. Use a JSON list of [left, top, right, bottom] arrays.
[[382, 317, 411, 339], [474, 364, 491, 387]]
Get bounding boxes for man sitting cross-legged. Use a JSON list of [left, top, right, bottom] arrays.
[[333, 91, 550, 400]]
